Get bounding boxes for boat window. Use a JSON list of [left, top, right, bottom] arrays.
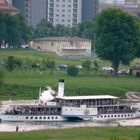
[[131, 114, 133, 117], [26, 117, 28, 119], [128, 115, 129, 117], [125, 115, 126, 117], [118, 115, 120, 117], [52, 117, 54, 119], [39, 117, 42, 119], [55, 117, 58, 119], [115, 115, 116, 117], [104, 115, 106, 118], [108, 115, 110, 118], [111, 115, 113, 117], [31, 117, 33, 119], [35, 117, 38, 119], [43, 117, 46, 119], [48, 117, 50, 119], [121, 115, 123, 117]]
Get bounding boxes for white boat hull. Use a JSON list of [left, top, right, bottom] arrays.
[[0, 114, 66, 122], [93, 112, 139, 121]]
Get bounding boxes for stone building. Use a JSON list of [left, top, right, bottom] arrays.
[[130, 66, 140, 76], [30, 37, 92, 58]]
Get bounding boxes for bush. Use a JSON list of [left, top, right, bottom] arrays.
[[67, 65, 79, 76], [136, 72, 140, 77], [0, 70, 4, 86]]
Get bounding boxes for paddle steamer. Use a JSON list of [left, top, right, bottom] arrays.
[[0, 80, 139, 122]]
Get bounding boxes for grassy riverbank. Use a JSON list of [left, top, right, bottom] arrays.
[[0, 49, 140, 100], [1, 71, 140, 100], [0, 126, 140, 140]]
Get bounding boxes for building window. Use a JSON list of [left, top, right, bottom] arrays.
[[73, 0, 77, 3]]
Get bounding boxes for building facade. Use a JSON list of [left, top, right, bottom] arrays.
[[47, 0, 82, 26], [30, 37, 92, 58], [12, 0, 82, 27], [82, 0, 99, 21], [12, 0, 47, 27], [100, 0, 140, 16]]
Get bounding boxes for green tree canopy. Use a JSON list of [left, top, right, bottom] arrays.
[[95, 8, 140, 74], [77, 20, 95, 41], [0, 12, 6, 47], [67, 65, 79, 76], [33, 20, 54, 38], [0, 12, 31, 48]]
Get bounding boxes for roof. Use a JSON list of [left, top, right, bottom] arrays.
[[0, 0, 18, 13], [0, 0, 5, 4], [131, 66, 140, 70], [57, 95, 118, 100], [34, 37, 91, 42]]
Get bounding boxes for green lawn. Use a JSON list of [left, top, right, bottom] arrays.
[[0, 126, 140, 140], [0, 48, 140, 100]]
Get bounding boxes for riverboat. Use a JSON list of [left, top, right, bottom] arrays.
[[0, 79, 139, 122]]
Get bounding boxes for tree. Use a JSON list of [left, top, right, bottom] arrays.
[[6, 56, 15, 72], [0, 13, 32, 48], [95, 8, 140, 75], [5, 14, 21, 47], [16, 14, 32, 45], [54, 24, 71, 37], [0, 70, 4, 86], [82, 59, 92, 74], [67, 65, 79, 76], [46, 58, 56, 75], [14, 58, 23, 71], [77, 20, 95, 41], [0, 13, 6, 48], [33, 20, 54, 38], [93, 60, 99, 74]]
